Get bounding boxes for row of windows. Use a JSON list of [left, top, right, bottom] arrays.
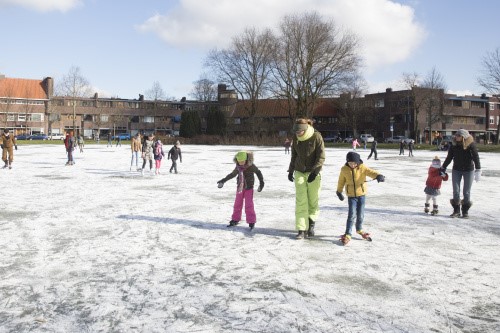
[[0, 99, 45, 105], [5, 113, 44, 122], [50, 99, 188, 110]]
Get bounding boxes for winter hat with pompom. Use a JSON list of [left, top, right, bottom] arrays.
[[431, 156, 441, 168]]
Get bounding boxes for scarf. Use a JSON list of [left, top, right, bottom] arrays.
[[237, 165, 247, 193], [297, 125, 314, 142]]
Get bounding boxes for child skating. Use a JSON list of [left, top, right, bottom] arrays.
[[153, 139, 165, 175], [336, 152, 385, 245], [424, 156, 448, 215], [217, 151, 264, 230]]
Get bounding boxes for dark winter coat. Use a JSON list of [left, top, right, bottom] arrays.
[[442, 136, 481, 172], [219, 152, 264, 190], [168, 146, 182, 161], [153, 141, 165, 161], [288, 129, 325, 174]]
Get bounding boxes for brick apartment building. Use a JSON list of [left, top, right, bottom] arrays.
[[1, 74, 498, 143]]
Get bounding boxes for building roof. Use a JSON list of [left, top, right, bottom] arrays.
[[232, 98, 338, 118], [0, 77, 48, 100]]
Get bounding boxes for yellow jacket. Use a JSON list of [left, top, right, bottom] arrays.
[[337, 163, 380, 197]]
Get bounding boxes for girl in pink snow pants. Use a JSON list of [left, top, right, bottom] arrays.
[[217, 151, 264, 230]]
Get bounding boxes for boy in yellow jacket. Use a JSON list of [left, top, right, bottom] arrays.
[[336, 152, 385, 245]]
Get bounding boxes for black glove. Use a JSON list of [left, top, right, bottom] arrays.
[[217, 180, 224, 188], [376, 174, 385, 183], [288, 171, 294, 182], [257, 182, 264, 192], [336, 191, 344, 201], [307, 172, 317, 183], [439, 167, 446, 175], [15, 145, 18, 150]]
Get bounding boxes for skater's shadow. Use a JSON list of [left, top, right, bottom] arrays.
[[116, 214, 333, 241]]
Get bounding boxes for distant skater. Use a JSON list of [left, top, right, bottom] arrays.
[[399, 140, 405, 155], [284, 137, 291, 154], [1, 129, 17, 169], [130, 133, 141, 171], [153, 139, 165, 175], [367, 139, 378, 160], [408, 141, 414, 157], [168, 140, 182, 174], [141, 133, 155, 175]]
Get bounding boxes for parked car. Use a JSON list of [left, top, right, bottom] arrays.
[[359, 134, 375, 143], [432, 135, 453, 145], [29, 134, 49, 140], [385, 136, 406, 144], [15, 134, 31, 140], [49, 133, 65, 140], [323, 135, 342, 143], [112, 133, 131, 140], [343, 136, 354, 143]]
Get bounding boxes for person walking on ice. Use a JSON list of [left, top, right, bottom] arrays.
[[140, 133, 155, 175], [288, 118, 325, 239], [217, 151, 264, 230], [440, 129, 481, 218], [352, 138, 360, 151], [153, 138, 165, 175], [130, 133, 141, 171], [336, 152, 385, 245], [1, 129, 17, 169], [424, 156, 448, 215], [168, 140, 182, 174]]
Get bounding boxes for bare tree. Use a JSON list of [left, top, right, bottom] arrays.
[[335, 73, 368, 137], [57, 66, 92, 135], [400, 72, 425, 142], [271, 12, 361, 120], [145, 81, 166, 134], [421, 67, 446, 142], [190, 75, 217, 102], [477, 47, 500, 144], [206, 27, 275, 134]]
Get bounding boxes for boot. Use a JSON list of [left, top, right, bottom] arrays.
[[227, 220, 240, 227], [296, 230, 306, 239], [424, 203, 430, 214], [307, 218, 315, 237], [431, 204, 439, 216], [450, 199, 461, 218], [461, 200, 472, 219]]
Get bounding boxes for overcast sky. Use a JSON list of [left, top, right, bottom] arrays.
[[0, 0, 498, 100]]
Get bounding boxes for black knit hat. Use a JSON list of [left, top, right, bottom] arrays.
[[346, 152, 362, 164]]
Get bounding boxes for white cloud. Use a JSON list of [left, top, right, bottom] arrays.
[[0, 0, 82, 12], [137, 0, 426, 71]]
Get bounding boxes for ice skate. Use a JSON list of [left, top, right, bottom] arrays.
[[295, 230, 306, 239], [431, 205, 439, 216], [340, 234, 351, 245], [357, 230, 372, 241], [249, 223, 255, 230], [227, 220, 239, 227], [424, 203, 430, 214]]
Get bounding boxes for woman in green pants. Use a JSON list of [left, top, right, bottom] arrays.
[[287, 118, 325, 239]]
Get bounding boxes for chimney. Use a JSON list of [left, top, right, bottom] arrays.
[[43, 77, 54, 98], [386, 88, 392, 93]]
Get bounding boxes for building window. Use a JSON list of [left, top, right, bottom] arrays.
[[18, 114, 27, 122], [100, 114, 109, 122], [29, 113, 43, 122], [375, 99, 384, 108], [234, 118, 241, 125], [490, 103, 495, 110], [143, 116, 154, 123], [7, 114, 15, 121]]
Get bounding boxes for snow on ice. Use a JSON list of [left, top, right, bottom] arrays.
[[0, 143, 499, 332]]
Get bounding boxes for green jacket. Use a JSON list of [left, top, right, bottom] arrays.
[[288, 130, 325, 174]]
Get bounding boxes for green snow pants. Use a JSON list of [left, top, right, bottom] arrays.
[[294, 171, 321, 231]]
